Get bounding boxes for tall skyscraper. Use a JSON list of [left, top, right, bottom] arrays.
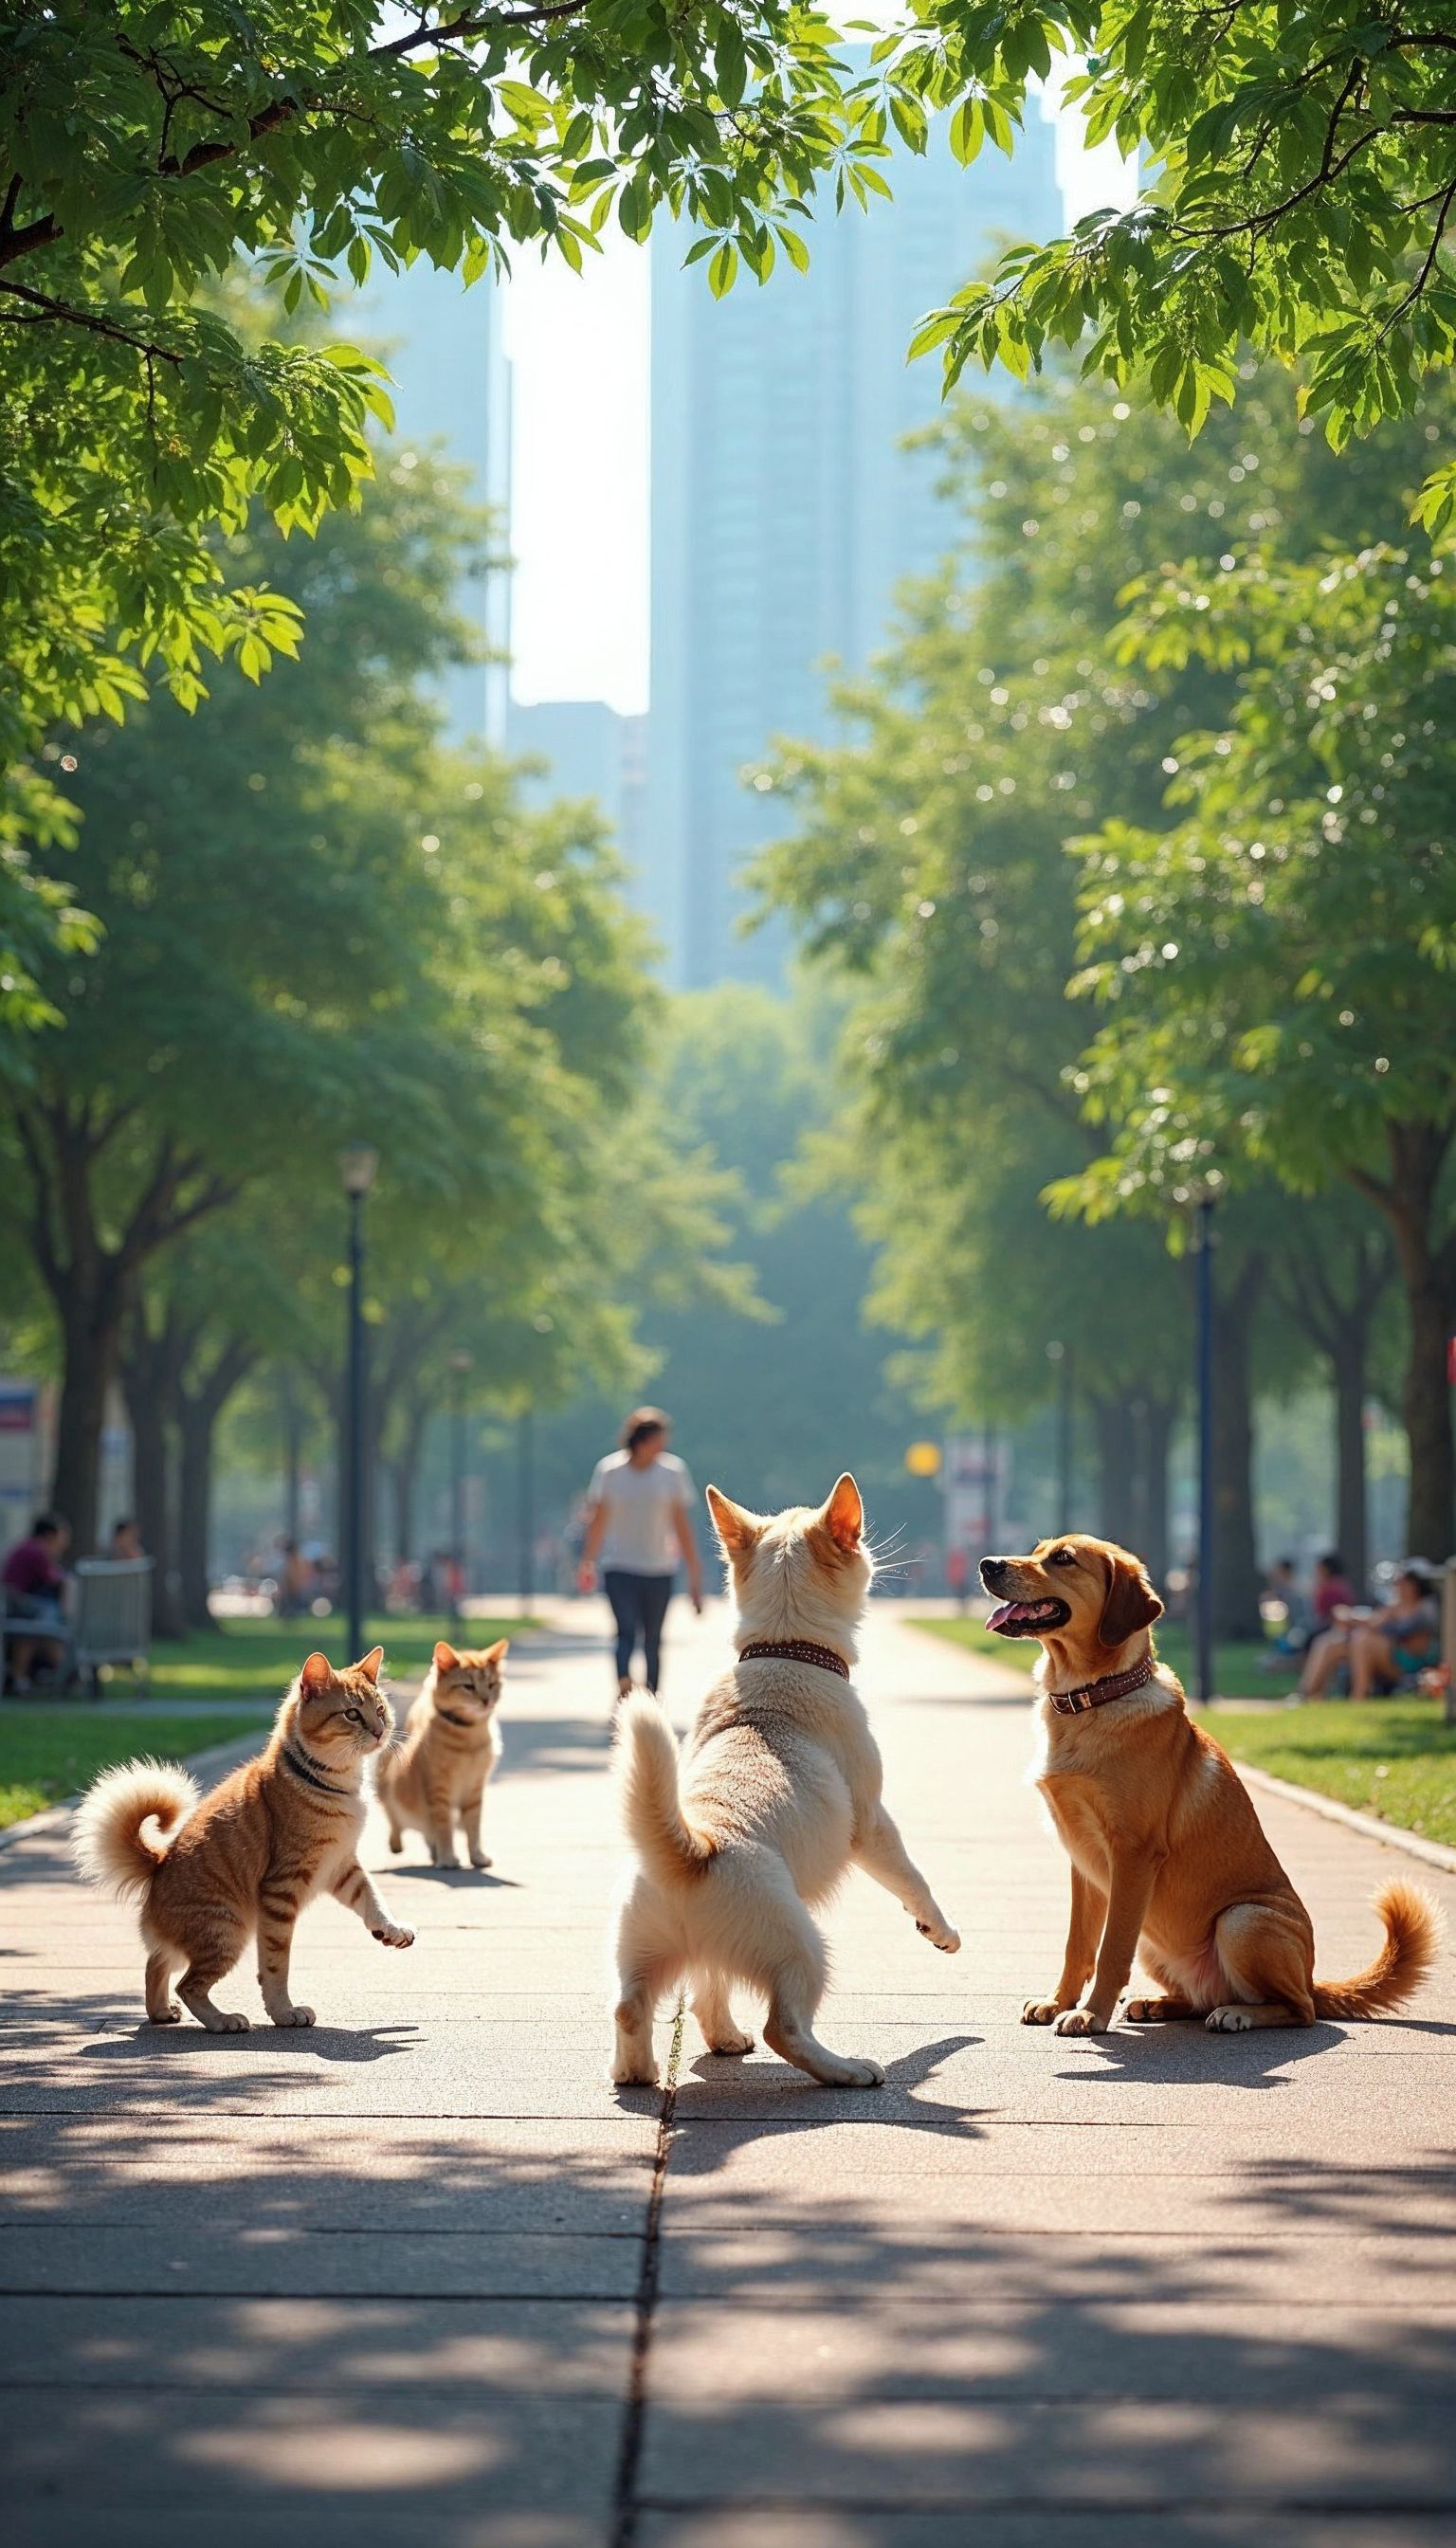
[[647, 106, 1061, 987], [356, 260, 512, 746]]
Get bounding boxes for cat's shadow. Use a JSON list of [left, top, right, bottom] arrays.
[[90, 2021, 419, 2064]]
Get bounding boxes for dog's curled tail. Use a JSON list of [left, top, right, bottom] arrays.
[[616, 1696, 715, 1888], [72, 1758, 199, 1901], [1313, 1880, 1444, 2021]]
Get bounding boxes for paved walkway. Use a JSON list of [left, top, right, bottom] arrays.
[[4, 1603, 1456, 2547]]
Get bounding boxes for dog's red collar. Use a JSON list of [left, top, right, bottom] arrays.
[[1046, 1653, 1156, 1716], [737, 1638, 851, 1682]]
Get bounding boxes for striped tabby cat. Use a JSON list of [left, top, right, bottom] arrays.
[[377, 1637, 507, 1869], [73, 1647, 413, 2031]]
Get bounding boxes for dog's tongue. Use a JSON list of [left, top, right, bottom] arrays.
[[986, 1600, 1024, 1632]]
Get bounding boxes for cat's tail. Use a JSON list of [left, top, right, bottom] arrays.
[[1313, 1881, 1445, 2021], [72, 1758, 199, 1900], [615, 1696, 715, 1889]]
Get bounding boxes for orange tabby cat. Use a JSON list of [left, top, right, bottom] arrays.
[[73, 1647, 414, 2031], [377, 1636, 507, 1869]]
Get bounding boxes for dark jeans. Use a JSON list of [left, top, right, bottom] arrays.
[[604, 1569, 675, 1692]]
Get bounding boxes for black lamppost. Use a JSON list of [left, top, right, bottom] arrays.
[[338, 1143, 378, 1661], [448, 1346, 472, 1621], [1192, 1190, 1218, 1710], [1046, 1340, 1075, 1532]]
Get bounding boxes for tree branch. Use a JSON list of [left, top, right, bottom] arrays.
[[0, 276, 183, 362]]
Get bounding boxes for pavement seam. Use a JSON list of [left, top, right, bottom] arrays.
[[611, 1995, 684, 2548]]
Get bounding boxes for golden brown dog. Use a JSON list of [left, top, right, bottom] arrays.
[[981, 1533, 1442, 2035]]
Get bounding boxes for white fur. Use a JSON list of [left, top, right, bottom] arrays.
[[610, 1477, 959, 2091]]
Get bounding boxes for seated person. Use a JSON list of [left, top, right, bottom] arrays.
[[1347, 1566, 1441, 1698], [109, 1517, 143, 1561], [3, 1511, 72, 1692], [1266, 1556, 1313, 1657]]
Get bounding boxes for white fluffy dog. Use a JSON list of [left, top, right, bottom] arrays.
[[610, 1472, 960, 2089]]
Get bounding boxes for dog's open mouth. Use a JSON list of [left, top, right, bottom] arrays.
[[985, 1596, 1071, 1637]]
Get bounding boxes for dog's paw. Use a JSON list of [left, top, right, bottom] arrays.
[[610, 2061, 660, 2087], [828, 2057, 885, 2089], [388, 1831, 403, 1854], [1206, 2004, 1253, 2032], [271, 2005, 316, 2028], [202, 2010, 250, 2033], [373, 1922, 414, 1949], [706, 2029, 755, 2056], [1124, 1998, 1161, 2024], [149, 2004, 185, 2026], [1054, 2007, 1106, 2037], [468, 1850, 493, 1871], [916, 1918, 960, 1954], [1021, 1998, 1065, 2026]]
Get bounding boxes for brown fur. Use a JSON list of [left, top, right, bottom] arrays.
[[376, 1638, 507, 1870], [72, 1648, 414, 2031], [982, 1533, 1444, 2036]]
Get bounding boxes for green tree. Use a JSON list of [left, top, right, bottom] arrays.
[[0, 446, 563, 1550], [901, 6, 1456, 511], [1064, 538, 1456, 1558]]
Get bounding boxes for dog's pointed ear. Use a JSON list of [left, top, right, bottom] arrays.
[[822, 1473, 864, 1554], [706, 1484, 761, 1555], [1098, 1548, 1164, 1648]]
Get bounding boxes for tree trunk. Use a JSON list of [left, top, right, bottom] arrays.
[[1395, 1234, 1454, 1559], [1088, 1394, 1138, 1549], [1210, 1252, 1266, 1641], [1354, 1125, 1455, 1563], [50, 1305, 117, 1555], [176, 1338, 256, 1632], [388, 1399, 429, 1571], [282, 1372, 303, 1544], [118, 1307, 187, 1640], [1331, 1341, 1370, 1595], [1137, 1394, 1175, 1591]]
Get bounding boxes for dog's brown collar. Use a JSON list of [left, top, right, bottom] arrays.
[[737, 1638, 850, 1681], [1046, 1653, 1156, 1717]]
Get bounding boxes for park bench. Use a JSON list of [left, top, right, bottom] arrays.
[[1, 1556, 154, 1698]]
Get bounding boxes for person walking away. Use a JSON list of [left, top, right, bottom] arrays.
[[577, 1408, 702, 1702], [3, 1512, 72, 1692]]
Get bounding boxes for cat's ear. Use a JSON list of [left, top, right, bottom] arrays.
[[483, 1638, 509, 1664], [433, 1640, 459, 1671], [300, 1651, 333, 1696], [356, 1646, 385, 1683]]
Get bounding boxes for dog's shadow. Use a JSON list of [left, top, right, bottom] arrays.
[[615, 2029, 988, 2146], [1054, 2011, 1355, 2092]]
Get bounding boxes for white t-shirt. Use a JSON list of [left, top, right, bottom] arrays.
[[589, 1450, 696, 1576]]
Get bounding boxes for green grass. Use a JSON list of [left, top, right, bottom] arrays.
[[911, 1615, 1456, 1848], [145, 1612, 528, 1708], [1, 1612, 531, 1831], [0, 1707, 266, 1830], [1194, 1702, 1456, 1850], [912, 1613, 1280, 1700]]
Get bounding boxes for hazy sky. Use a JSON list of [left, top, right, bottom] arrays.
[[504, 95, 1138, 717]]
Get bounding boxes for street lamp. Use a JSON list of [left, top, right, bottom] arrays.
[[447, 1347, 473, 1622], [1046, 1341, 1074, 1534], [337, 1143, 378, 1662]]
